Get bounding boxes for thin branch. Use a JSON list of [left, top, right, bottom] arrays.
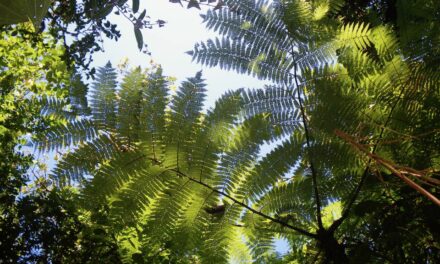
[[330, 87, 407, 231], [293, 63, 324, 230], [336, 129, 440, 206], [168, 168, 318, 238], [122, 154, 147, 168]]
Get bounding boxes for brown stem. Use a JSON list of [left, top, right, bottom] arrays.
[[335, 129, 440, 206], [331, 86, 407, 231]]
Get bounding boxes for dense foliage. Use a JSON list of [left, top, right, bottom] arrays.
[[188, 0, 440, 261], [1, 0, 439, 263], [0, 25, 71, 262], [0, 24, 120, 264], [0, 0, 162, 76]]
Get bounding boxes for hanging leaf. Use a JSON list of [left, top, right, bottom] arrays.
[[169, 0, 182, 6], [187, 0, 201, 9], [134, 27, 143, 50], [132, 0, 139, 13], [138, 9, 146, 21], [0, 0, 53, 30]]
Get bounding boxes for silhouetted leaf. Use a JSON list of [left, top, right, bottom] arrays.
[[169, 0, 182, 6], [138, 9, 146, 21], [187, 0, 201, 9], [132, 0, 139, 13], [134, 27, 143, 50]]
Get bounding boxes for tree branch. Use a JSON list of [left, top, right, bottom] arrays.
[[336, 129, 440, 206], [293, 63, 324, 230], [168, 168, 318, 238], [330, 87, 406, 232]]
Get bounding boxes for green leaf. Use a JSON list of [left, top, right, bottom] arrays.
[[0, 0, 53, 29], [132, 0, 139, 13], [134, 27, 143, 50], [138, 9, 146, 21]]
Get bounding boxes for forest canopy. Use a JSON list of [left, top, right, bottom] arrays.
[[0, 0, 439, 263]]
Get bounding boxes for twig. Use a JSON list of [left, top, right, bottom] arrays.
[[335, 129, 440, 206], [168, 168, 318, 238], [293, 63, 324, 230], [331, 86, 407, 231]]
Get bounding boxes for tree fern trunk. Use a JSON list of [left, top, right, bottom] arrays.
[[318, 230, 349, 263]]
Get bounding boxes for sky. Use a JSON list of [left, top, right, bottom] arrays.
[[92, 0, 267, 109], [91, 0, 290, 256]]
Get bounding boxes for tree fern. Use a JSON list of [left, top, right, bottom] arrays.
[[43, 0, 440, 262], [186, 0, 440, 261]]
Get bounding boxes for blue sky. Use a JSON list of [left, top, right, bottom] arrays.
[[92, 0, 266, 109]]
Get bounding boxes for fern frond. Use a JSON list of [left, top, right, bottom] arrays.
[[202, 11, 285, 56], [256, 177, 315, 229], [81, 152, 154, 206], [294, 22, 372, 71], [90, 62, 118, 130], [227, 227, 253, 263], [337, 47, 379, 82], [117, 68, 144, 143], [204, 0, 290, 52], [159, 72, 209, 179], [33, 118, 97, 153], [190, 37, 293, 84], [38, 96, 76, 121], [245, 131, 304, 201], [138, 67, 170, 158], [108, 165, 174, 226], [282, 0, 313, 42], [142, 178, 199, 243], [338, 22, 371, 50], [166, 71, 206, 140], [242, 85, 301, 136], [50, 133, 121, 184], [204, 90, 243, 143], [69, 74, 90, 116]]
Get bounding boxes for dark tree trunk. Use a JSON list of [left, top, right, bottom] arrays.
[[317, 229, 349, 264]]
